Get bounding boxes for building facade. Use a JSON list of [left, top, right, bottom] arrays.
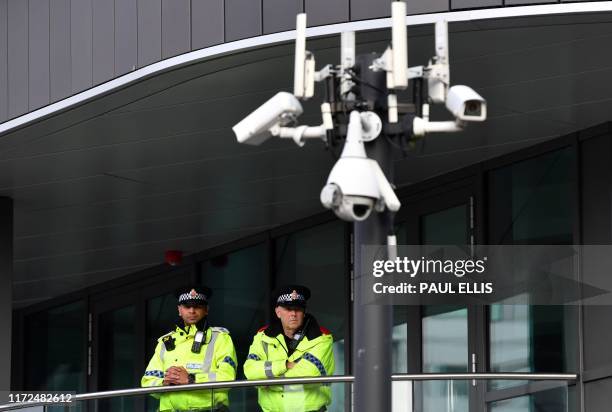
[[3, 1, 612, 411]]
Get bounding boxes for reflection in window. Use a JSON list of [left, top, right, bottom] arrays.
[[25, 301, 86, 394], [392, 322, 408, 373], [421, 205, 469, 246], [490, 304, 530, 372], [420, 206, 469, 411], [393, 224, 409, 374], [488, 148, 573, 245], [422, 306, 468, 412], [200, 245, 268, 409], [98, 306, 136, 411], [146, 293, 179, 361], [487, 148, 576, 393], [200, 245, 267, 376], [488, 385, 568, 411]]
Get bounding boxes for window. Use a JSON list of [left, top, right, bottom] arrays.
[[200, 244, 268, 377], [487, 148, 577, 393], [25, 301, 86, 394]]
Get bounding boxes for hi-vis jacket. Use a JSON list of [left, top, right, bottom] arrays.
[[141, 324, 237, 411], [243, 315, 335, 412]]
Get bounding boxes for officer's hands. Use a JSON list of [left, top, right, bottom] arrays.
[[174, 367, 190, 384], [286, 361, 296, 369], [162, 367, 179, 385], [163, 366, 190, 385]]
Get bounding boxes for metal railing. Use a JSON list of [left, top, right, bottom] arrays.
[[0, 373, 578, 410]]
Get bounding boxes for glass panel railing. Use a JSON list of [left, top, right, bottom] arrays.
[[0, 375, 575, 412], [211, 382, 346, 412], [31, 382, 348, 412], [487, 381, 569, 412]]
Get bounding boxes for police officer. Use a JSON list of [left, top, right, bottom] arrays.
[[244, 285, 335, 412], [141, 285, 237, 411]]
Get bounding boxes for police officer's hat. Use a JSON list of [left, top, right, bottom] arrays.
[[175, 285, 212, 307], [273, 285, 311, 308]]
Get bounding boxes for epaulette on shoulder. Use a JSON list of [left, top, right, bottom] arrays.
[[319, 326, 331, 335], [157, 331, 174, 342], [211, 326, 230, 334], [258, 325, 269, 333]]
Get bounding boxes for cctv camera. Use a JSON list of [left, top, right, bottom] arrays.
[[232, 92, 304, 145], [445, 85, 487, 122], [319, 111, 400, 222], [320, 182, 376, 222], [321, 158, 382, 221], [320, 157, 401, 222]]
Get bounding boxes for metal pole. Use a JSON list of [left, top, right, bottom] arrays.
[[353, 53, 394, 412]]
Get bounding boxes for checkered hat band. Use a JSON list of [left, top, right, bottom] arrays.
[[178, 292, 207, 302], [277, 293, 305, 303]]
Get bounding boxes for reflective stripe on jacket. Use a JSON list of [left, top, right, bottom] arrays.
[[141, 325, 237, 411], [243, 320, 335, 412]]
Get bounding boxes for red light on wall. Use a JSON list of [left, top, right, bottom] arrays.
[[165, 250, 183, 266]]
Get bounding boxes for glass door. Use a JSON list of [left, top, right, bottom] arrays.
[[90, 291, 141, 412], [395, 181, 483, 412], [420, 201, 471, 412]]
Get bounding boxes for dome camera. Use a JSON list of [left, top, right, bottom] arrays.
[[320, 111, 400, 222]]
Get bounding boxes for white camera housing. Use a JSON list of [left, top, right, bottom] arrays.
[[321, 158, 379, 221], [232, 92, 303, 145], [445, 85, 487, 122], [320, 111, 400, 222]]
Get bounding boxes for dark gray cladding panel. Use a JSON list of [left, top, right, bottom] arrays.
[[351, 0, 448, 20], [263, 0, 302, 34], [0, 0, 7, 122], [93, 0, 114, 85], [7, 0, 28, 118], [350, 0, 390, 20], [406, 0, 449, 15], [162, 0, 191, 59], [50, 0, 71, 102], [586, 378, 612, 411], [192, 0, 224, 49], [225, 0, 262, 41], [506, 0, 555, 4], [306, 0, 348, 26], [71, 0, 93, 93], [115, 0, 138, 76], [28, 0, 50, 111], [451, 0, 502, 9], [138, 0, 161, 67]]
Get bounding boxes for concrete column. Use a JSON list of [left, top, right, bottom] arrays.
[[0, 197, 13, 390]]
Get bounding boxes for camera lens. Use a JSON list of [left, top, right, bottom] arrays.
[[464, 101, 481, 117], [353, 204, 370, 218]]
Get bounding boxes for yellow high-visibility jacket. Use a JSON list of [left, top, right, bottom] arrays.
[[243, 316, 335, 412], [141, 324, 237, 411]]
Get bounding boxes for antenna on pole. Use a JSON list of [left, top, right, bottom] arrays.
[[391, 1, 408, 89]]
